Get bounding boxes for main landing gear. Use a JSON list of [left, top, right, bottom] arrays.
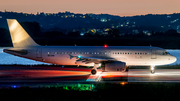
[[150, 66, 155, 74], [91, 69, 97, 75], [91, 63, 99, 75]]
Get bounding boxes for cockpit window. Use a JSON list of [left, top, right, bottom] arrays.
[[163, 51, 170, 55]]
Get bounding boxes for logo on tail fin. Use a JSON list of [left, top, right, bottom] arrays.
[[7, 19, 39, 48]]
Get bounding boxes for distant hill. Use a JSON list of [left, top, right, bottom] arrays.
[[0, 11, 180, 32]]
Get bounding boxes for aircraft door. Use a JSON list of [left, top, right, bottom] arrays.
[[36, 48, 42, 58], [151, 49, 156, 59]]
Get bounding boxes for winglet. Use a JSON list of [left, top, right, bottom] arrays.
[[7, 19, 39, 48]]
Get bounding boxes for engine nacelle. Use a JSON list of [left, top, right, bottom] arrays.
[[103, 62, 126, 72]]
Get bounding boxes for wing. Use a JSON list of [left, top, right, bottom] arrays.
[[69, 54, 116, 64]]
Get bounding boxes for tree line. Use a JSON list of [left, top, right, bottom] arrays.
[[0, 21, 180, 49]]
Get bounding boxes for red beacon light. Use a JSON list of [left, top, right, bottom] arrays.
[[104, 44, 108, 48]]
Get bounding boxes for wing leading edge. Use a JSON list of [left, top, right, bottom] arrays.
[[69, 54, 118, 64]]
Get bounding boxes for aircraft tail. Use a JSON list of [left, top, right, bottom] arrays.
[[7, 19, 39, 48]]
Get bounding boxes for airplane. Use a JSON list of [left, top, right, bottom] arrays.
[[3, 19, 177, 75]]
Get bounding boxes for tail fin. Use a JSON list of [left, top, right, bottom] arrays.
[[7, 19, 39, 48]]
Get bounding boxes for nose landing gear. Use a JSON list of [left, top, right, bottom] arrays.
[[150, 66, 155, 74]]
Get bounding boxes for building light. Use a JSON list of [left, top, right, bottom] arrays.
[[0, 16, 2, 18], [132, 25, 136, 27], [80, 32, 84, 36], [105, 28, 109, 31], [167, 16, 171, 18], [100, 19, 107, 22]]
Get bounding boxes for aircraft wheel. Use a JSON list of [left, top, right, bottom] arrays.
[[91, 69, 97, 75], [151, 70, 155, 74], [125, 68, 129, 72]]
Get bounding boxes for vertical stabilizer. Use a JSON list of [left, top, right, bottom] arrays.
[[7, 19, 39, 48]]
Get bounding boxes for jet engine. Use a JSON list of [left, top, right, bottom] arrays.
[[102, 62, 126, 72]]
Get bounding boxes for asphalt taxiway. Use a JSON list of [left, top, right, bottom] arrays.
[[1, 65, 180, 87]]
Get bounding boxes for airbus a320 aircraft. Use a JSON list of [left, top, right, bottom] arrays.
[[3, 19, 177, 74]]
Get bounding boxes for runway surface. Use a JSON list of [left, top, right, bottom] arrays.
[[1, 65, 180, 87]]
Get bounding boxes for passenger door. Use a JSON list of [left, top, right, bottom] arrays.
[[151, 49, 156, 59]]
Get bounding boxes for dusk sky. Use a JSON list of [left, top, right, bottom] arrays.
[[1, 0, 180, 16]]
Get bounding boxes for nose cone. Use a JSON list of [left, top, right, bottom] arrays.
[[170, 55, 177, 63]]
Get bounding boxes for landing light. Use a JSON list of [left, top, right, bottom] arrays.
[[151, 65, 155, 70], [99, 63, 101, 67], [120, 82, 128, 85]]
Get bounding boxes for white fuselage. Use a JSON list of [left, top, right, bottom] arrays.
[[3, 46, 177, 66]]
